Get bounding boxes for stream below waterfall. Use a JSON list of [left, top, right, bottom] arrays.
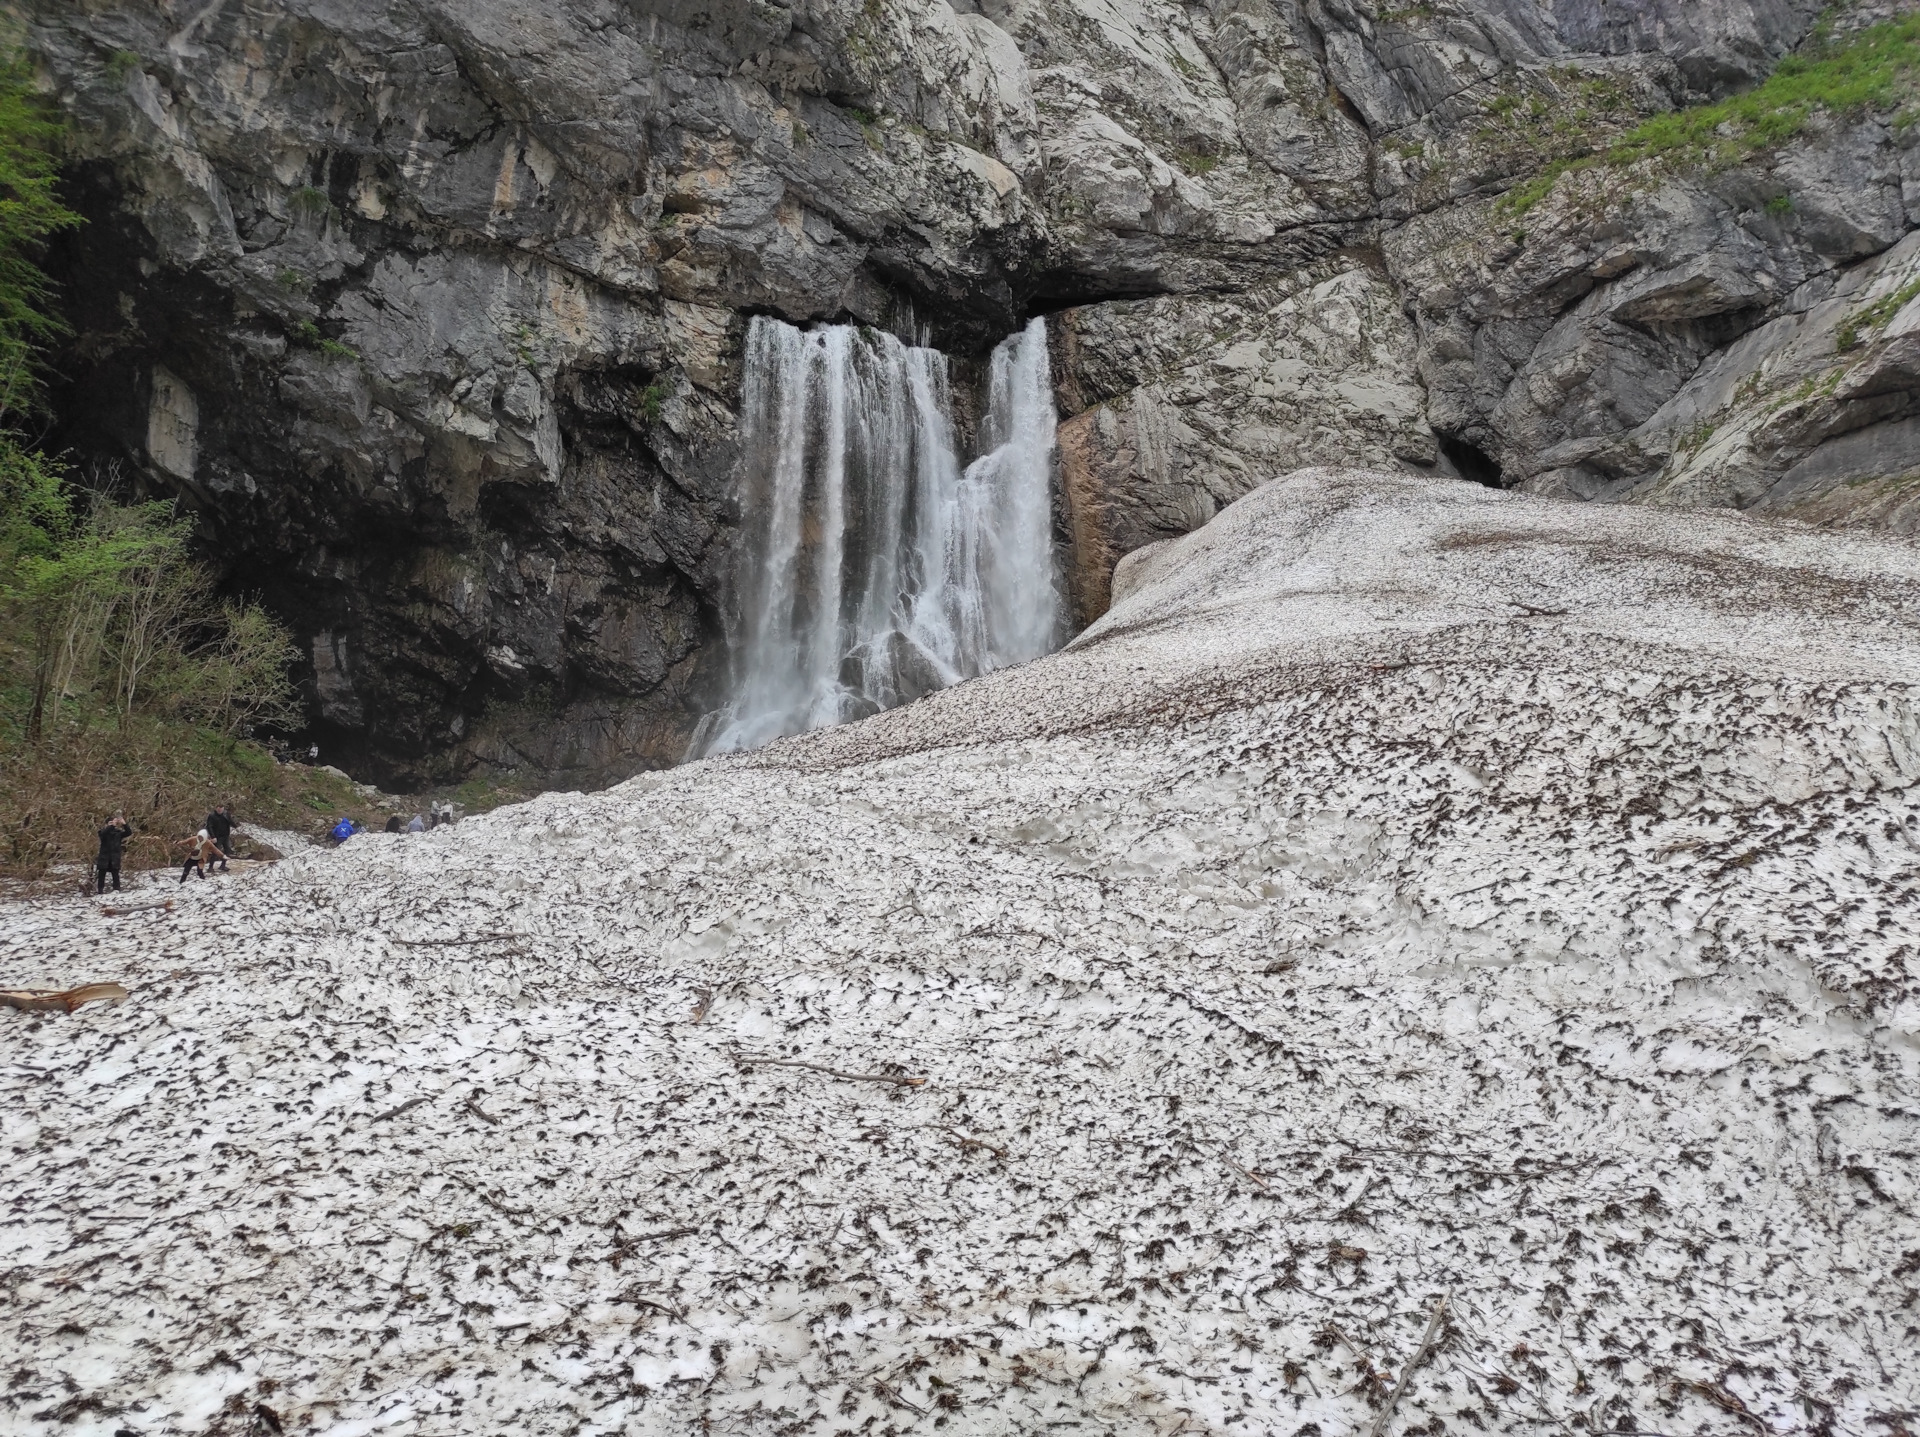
[[699, 317, 1064, 754]]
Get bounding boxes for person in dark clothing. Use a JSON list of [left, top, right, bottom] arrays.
[[205, 805, 234, 870], [384, 814, 402, 833], [96, 813, 132, 894]]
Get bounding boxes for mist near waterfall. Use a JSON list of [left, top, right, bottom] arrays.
[[700, 317, 1064, 754]]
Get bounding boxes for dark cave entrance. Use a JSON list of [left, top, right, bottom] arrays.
[[1439, 434, 1507, 489]]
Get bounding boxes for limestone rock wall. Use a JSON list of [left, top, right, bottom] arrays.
[[23, 0, 1920, 780]]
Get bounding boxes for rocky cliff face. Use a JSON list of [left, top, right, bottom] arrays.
[[22, 0, 1920, 781]]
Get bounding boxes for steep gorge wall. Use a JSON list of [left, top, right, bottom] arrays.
[[22, 0, 1920, 782]]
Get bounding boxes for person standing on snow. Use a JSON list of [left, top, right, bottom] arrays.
[[179, 828, 226, 883], [205, 804, 234, 870], [95, 813, 132, 894]]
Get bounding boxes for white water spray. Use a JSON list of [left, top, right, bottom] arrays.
[[702, 317, 1063, 754]]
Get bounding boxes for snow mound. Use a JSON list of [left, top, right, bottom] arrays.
[[5, 469, 1918, 1437]]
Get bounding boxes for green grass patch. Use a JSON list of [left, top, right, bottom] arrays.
[[289, 185, 332, 220], [1835, 275, 1920, 351], [1500, 15, 1920, 215]]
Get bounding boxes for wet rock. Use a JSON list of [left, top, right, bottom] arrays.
[[21, 0, 1920, 774]]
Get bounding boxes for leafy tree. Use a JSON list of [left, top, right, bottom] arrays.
[[0, 54, 81, 422], [0, 52, 302, 750]]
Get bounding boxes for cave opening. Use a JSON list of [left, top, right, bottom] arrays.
[[1439, 434, 1507, 489]]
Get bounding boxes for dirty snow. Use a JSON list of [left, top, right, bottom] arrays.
[[4, 469, 1918, 1437]]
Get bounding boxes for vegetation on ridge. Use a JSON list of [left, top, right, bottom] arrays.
[[1501, 15, 1920, 214], [0, 56, 333, 881]]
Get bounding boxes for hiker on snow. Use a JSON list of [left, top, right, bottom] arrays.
[[329, 817, 358, 845], [205, 804, 234, 870], [179, 828, 227, 883], [95, 813, 132, 894]]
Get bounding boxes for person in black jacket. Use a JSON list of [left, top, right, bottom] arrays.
[[96, 813, 132, 894], [205, 805, 234, 870]]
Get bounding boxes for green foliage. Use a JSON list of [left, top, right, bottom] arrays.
[[1177, 152, 1219, 176], [637, 382, 667, 424], [276, 267, 312, 292], [1500, 16, 1920, 215], [105, 50, 142, 82], [317, 337, 358, 361], [2, 477, 301, 743], [289, 184, 332, 220], [791, 119, 809, 149], [0, 57, 83, 423], [1835, 275, 1920, 351], [0, 49, 311, 878], [1765, 192, 1796, 216]]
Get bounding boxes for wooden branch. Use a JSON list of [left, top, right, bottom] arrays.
[[372, 1094, 434, 1122], [1226, 1157, 1270, 1190], [1366, 1291, 1451, 1437], [2, 983, 130, 1014], [941, 1126, 1008, 1159], [618, 1225, 700, 1246], [464, 1092, 501, 1126], [614, 1292, 685, 1319], [737, 1054, 927, 1087]]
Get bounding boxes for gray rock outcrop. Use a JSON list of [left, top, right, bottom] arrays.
[[21, 0, 1920, 779]]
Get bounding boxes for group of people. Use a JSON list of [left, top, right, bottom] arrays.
[[331, 802, 456, 845], [92, 804, 237, 893], [97, 797, 461, 887]]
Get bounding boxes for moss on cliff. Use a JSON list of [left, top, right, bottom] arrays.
[[1502, 14, 1920, 215]]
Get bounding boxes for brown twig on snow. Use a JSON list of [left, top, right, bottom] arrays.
[[371, 1094, 434, 1122], [464, 1092, 500, 1126], [614, 1292, 685, 1319], [1366, 1291, 1451, 1437], [736, 1053, 927, 1087], [1226, 1157, 1271, 1190], [940, 1126, 1008, 1159], [98, 899, 174, 917], [389, 933, 528, 948]]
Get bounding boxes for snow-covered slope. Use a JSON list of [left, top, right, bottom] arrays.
[[5, 469, 1919, 1437]]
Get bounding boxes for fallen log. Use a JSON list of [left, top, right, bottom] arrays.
[[1, 982, 131, 1014], [736, 1053, 927, 1087]]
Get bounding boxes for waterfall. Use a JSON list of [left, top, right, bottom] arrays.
[[701, 316, 1062, 754]]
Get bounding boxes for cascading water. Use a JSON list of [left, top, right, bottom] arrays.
[[700, 316, 1063, 754]]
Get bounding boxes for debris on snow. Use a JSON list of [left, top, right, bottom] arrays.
[[2, 469, 1917, 1437]]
